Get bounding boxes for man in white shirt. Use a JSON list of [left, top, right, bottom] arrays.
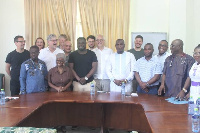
[[154, 40, 170, 88], [154, 40, 170, 71], [106, 39, 136, 92], [38, 34, 64, 71], [92, 35, 113, 91]]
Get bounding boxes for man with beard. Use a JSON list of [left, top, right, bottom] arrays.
[[128, 35, 144, 93], [38, 34, 64, 71], [87, 35, 96, 50], [158, 39, 195, 97], [128, 35, 144, 60], [69, 37, 98, 91], [134, 43, 162, 95]]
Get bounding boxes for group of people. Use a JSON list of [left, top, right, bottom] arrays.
[[5, 34, 200, 101]]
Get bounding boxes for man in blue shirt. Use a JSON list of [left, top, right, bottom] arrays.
[[20, 46, 48, 94]]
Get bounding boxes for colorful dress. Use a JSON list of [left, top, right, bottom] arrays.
[[189, 62, 200, 102]]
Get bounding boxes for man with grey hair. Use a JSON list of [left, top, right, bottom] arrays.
[[63, 41, 72, 66], [39, 34, 64, 71], [58, 34, 68, 50]]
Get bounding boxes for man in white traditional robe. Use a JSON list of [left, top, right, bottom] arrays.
[[106, 39, 136, 92]]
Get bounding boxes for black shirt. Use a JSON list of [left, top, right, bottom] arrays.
[[5, 49, 30, 81], [68, 50, 97, 83]]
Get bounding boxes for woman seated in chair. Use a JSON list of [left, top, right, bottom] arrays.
[[48, 53, 73, 92]]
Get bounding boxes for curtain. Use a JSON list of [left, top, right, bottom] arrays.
[[79, 0, 130, 51], [24, 0, 77, 50]]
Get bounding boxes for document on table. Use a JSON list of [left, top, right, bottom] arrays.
[[131, 93, 138, 97], [165, 97, 188, 104]]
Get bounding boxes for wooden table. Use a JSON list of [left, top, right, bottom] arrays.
[[0, 92, 191, 133]]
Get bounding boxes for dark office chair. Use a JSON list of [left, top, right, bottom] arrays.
[[0, 73, 5, 89]]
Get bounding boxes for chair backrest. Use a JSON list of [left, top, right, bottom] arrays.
[[0, 74, 5, 89]]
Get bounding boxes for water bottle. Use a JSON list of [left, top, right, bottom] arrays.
[[196, 97, 200, 114], [188, 96, 194, 115], [121, 82, 125, 96], [192, 108, 199, 132], [90, 82, 95, 95], [0, 89, 5, 105]]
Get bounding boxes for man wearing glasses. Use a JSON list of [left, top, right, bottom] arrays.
[[38, 34, 64, 71], [92, 35, 113, 92], [154, 40, 171, 90], [158, 39, 195, 98], [5, 35, 30, 96]]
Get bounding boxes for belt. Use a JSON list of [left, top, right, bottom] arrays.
[[191, 81, 200, 86]]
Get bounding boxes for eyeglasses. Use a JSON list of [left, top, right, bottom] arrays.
[[56, 60, 64, 63], [50, 39, 58, 42], [170, 44, 175, 48], [17, 41, 26, 43], [193, 52, 200, 56], [96, 39, 104, 42]]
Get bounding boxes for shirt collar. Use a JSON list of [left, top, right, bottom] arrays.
[[55, 66, 67, 73], [156, 52, 167, 57]]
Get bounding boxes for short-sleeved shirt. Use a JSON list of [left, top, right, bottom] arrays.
[[20, 59, 48, 94], [5, 49, 30, 81], [48, 66, 73, 91], [128, 48, 144, 60], [133, 56, 162, 86], [163, 53, 195, 97], [68, 50, 98, 83], [38, 47, 64, 71]]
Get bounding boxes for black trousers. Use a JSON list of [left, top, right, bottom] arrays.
[[10, 79, 20, 96]]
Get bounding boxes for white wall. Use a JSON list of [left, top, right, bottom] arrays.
[[129, 0, 169, 49], [185, 0, 200, 55], [129, 0, 200, 56], [0, 0, 25, 95]]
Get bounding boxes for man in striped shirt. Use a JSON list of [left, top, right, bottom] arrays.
[[133, 43, 162, 95]]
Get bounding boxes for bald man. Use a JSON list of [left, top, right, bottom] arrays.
[[158, 39, 195, 98], [92, 35, 113, 91], [63, 41, 72, 66]]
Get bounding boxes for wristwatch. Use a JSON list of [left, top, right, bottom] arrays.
[[85, 76, 88, 80], [182, 88, 187, 93]]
